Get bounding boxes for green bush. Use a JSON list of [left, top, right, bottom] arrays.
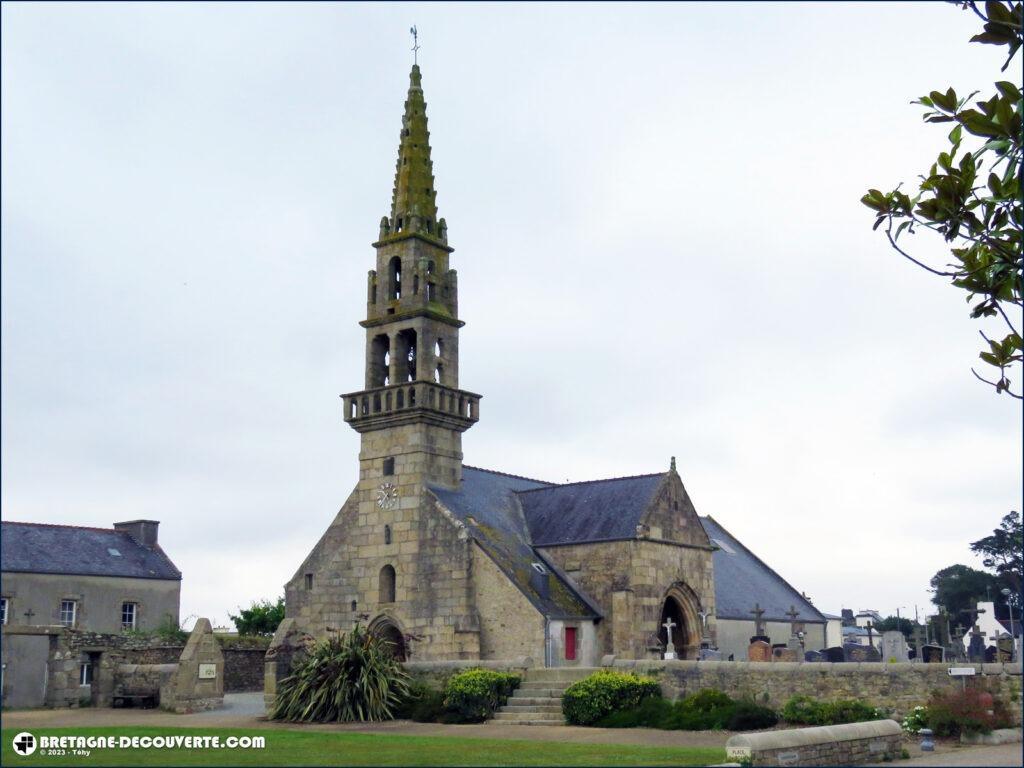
[[725, 700, 779, 731], [594, 696, 674, 728], [781, 695, 881, 726], [442, 669, 521, 723], [269, 626, 409, 722], [664, 689, 737, 730], [393, 681, 447, 723], [562, 670, 661, 726]]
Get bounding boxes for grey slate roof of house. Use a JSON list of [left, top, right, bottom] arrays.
[[519, 474, 666, 546], [699, 515, 825, 624], [1, 522, 181, 581]]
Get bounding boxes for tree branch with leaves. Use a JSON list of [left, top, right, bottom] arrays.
[[862, 1, 1022, 398]]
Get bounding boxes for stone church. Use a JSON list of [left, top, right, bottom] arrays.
[[283, 63, 825, 667]]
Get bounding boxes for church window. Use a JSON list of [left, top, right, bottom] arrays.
[[350, 400, 357, 419], [384, 525, 392, 545], [427, 261, 435, 276], [434, 364, 442, 384], [350, 600, 357, 611], [426, 281, 436, 302], [371, 335, 390, 387], [434, 339, 443, 358], [426, 219, 433, 234], [304, 574, 313, 590], [383, 457, 395, 476], [408, 387, 416, 406], [413, 275, 419, 294], [379, 565, 396, 603], [389, 257, 402, 299]]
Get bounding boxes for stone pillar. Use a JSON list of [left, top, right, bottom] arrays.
[[161, 618, 224, 714]]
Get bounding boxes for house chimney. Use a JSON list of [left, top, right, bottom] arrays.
[[114, 519, 160, 548]]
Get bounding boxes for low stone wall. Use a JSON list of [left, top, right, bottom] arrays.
[[725, 720, 903, 766], [222, 649, 267, 692], [607, 659, 1022, 722], [114, 663, 176, 700], [404, 658, 535, 691]]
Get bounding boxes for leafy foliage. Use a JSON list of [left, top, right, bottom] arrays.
[[393, 680, 448, 723], [926, 687, 1014, 736], [441, 669, 520, 723], [875, 616, 917, 639], [970, 510, 1023, 595], [269, 626, 409, 722], [561, 670, 661, 726], [230, 597, 286, 637], [901, 705, 930, 734], [929, 563, 1004, 619], [780, 695, 882, 726], [862, 1, 1022, 398], [593, 689, 777, 732]]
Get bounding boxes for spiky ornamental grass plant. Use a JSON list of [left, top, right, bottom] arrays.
[[270, 626, 410, 723]]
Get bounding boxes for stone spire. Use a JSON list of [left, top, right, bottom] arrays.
[[384, 64, 444, 242]]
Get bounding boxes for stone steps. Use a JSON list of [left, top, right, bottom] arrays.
[[491, 667, 596, 726]]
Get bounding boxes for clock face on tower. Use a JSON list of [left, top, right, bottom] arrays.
[[377, 482, 399, 510]]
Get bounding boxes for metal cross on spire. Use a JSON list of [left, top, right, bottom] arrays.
[[410, 26, 420, 64]]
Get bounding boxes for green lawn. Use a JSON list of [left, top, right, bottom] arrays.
[[1, 727, 725, 767]]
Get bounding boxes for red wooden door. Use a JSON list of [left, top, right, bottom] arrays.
[[565, 627, 577, 661]]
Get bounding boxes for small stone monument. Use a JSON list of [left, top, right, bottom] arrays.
[[748, 639, 771, 662], [881, 631, 908, 662], [162, 618, 224, 713], [921, 644, 945, 663]]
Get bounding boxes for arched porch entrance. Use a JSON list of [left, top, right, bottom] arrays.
[[656, 583, 704, 660], [368, 615, 408, 661]]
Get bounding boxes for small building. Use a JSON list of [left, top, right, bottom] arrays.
[[1, 520, 181, 633]]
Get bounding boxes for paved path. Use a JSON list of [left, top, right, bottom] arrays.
[[869, 743, 1023, 766]]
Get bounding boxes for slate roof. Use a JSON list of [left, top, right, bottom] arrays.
[[700, 515, 824, 624], [1, 522, 181, 581], [520, 474, 666, 546], [429, 467, 601, 619]]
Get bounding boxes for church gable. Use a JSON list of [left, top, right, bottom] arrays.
[[639, 472, 713, 549]]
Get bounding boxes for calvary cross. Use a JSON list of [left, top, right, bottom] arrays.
[[750, 602, 766, 635], [663, 617, 678, 659]]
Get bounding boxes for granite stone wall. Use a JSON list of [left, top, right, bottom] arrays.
[[726, 721, 903, 767], [608, 659, 1023, 722], [403, 659, 533, 691], [222, 648, 268, 692]]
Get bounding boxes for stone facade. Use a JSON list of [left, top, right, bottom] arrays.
[[539, 474, 716, 659], [471, 544, 545, 661], [609, 659, 1023, 722]]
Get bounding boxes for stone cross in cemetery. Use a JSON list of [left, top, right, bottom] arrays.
[[785, 605, 801, 634], [950, 624, 967, 661], [968, 624, 986, 662], [912, 624, 927, 661], [750, 603, 767, 638], [663, 617, 678, 660], [865, 620, 875, 649]]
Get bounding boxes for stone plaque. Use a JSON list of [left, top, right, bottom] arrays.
[[198, 663, 217, 679], [777, 751, 800, 766], [748, 639, 771, 662], [726, 746, 751, 760]]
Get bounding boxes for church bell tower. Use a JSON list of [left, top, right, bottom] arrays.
[[342, 64, 479, 492]]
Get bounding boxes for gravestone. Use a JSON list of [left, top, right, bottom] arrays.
[[748, 639, 771, 662], [881, 631, 908, 662], [772, 646, 799, 662], [844, 644, 880, 662], [921, 644, 945, 663], [787, 637, 803, 655], [996, 636, 1014, 663], [699, 648, 723, 661], [967, 628, 986, 663], [804, 650, 824, 662], [984, 645, 998, 663], [824, 646, 845, 663]]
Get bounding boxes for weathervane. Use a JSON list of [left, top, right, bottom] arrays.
[[410, 25, 420, 64]]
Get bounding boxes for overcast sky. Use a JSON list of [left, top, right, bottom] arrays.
[[3, 2, 1021, 630]]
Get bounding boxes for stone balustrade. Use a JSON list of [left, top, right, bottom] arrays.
[[343, 383, 480, 429]]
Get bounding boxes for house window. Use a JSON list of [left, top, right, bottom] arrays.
[[121, 602, 137, 631], [60, 600, 77, 627], [305, 573, 314, 590], [79, 662, 93, 686], [0, 598, 7, 625]]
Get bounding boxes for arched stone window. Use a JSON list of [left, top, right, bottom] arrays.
[[379, 565, 396, 603]]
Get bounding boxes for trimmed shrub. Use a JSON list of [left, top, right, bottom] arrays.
[[562, 670, 661, 726], [781, 695, 881, 726], [442, 669, 521, 723], [270, 627, 409, 722], [926, 689, 1013, 737], [594, 696, 674, 728], [725, 701, 780, 731], [393, 681, 447, 723]]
